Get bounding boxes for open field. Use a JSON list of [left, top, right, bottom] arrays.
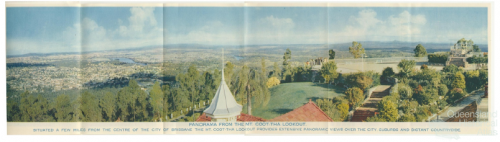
[[242, 82, 345, 119]]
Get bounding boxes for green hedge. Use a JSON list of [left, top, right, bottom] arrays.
[[466, 55, 488, 64], [428, 53, 448, 64]]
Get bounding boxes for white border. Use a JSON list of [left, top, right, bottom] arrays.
[[1, 0, 498, 141]]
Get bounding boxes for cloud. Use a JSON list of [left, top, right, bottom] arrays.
[[166, 20, 243, 45], [7, 7, 164, 55], [83, 7, 163, 51], [119, 7, 158, 38], [7, 22, 83, 55], [331, 9, 428, 43], [246, 15, 326, 45], [169, 15, 327, 45], [349, 9, 381, 29], [261, 15, 295, 30]]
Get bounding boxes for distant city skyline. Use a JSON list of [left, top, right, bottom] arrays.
[[7, 7, 488, 55]]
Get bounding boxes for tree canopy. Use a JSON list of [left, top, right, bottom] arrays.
[[452, 72, 466, 90], [233, 65, 270, 115], [283, 48, 292, 66], [345, 87, 364, 107], [329, 49, 336, 59], [398, 59, 416, 77], [378, 100, 399, 122], [149, 82, 164, 121], [55, 94, 73, 122], [348, 41, 365, 58], [320, 61, 339, 83], [100, 92, 116, 122], [413, 44, 427, 57]]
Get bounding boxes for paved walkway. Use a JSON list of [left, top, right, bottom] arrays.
[[429, 90, 485, 122], [351, 85, 391, 122]]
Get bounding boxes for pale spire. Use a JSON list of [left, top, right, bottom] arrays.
[[203, 48, 242, 119]]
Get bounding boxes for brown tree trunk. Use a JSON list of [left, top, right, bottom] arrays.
[[247, 84, 252, 115]]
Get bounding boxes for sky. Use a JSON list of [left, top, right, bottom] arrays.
[[6, 7, 488, 55]]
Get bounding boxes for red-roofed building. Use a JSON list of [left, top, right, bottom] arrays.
[[269, 99, 333, 122]]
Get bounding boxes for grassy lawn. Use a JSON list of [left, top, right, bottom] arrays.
[[242, 82, 345, 119]]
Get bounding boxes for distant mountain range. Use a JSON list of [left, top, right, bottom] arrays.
[[7, 41, 488, 58], [329, 41, 488, 51]]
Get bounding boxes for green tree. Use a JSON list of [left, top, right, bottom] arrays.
[[412, 85, 434, 105], [7, 99, 20, 121], [457, 38, 469, 49], [329, 49, 336, 59], [100, 92, 116, 122], [185, 65, 202, 103], [399, 113, 416, 122], [172, 87, 190, 113], [348, 41, 365, 58], [378, 100, 399, 122], [272, 62, 281, 78], [282, 49, 293, 82], [465, 70, 480, 91], [319, 61, 339, 84], [80, 91, 102, 122], [224, 61, 235, 86], [442, 64, 459, 74], [382, 67, 395, 78], [283, 48, 292, 66], [266, 77, 280, 88], [134, 85, 149, 122], [291, 66, 311, 82], [473, 44, 481, 52], [234, 65, 270, 115], [438, 84, 449, 96], [466, 55, 488, 64], [283, 66, 293, 82], [19, 91, 52, 122], [316, 98, 342, 121], [19, 91, 32, 121], [413, 44, 427, 57], [398, 83, 413, 99], [261, 57, 267, 75], [345, 87, 364, 107], [447, 88, 467, 103], [478, 69, 488, 87], [162, 85, 171, 121], [55, 94, 73, 122], [413, 68, 441, 88], [149, 82, 164, 121], [381, 67, 395, 82], [201, 70, 219, 101], [336, 102, 349, 121], [345, 72, 373, 91], [397, 59, 416, 77], [116, 80, 149, 122], [452, 72, 466, 90], [400, 100, 418, 114]]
